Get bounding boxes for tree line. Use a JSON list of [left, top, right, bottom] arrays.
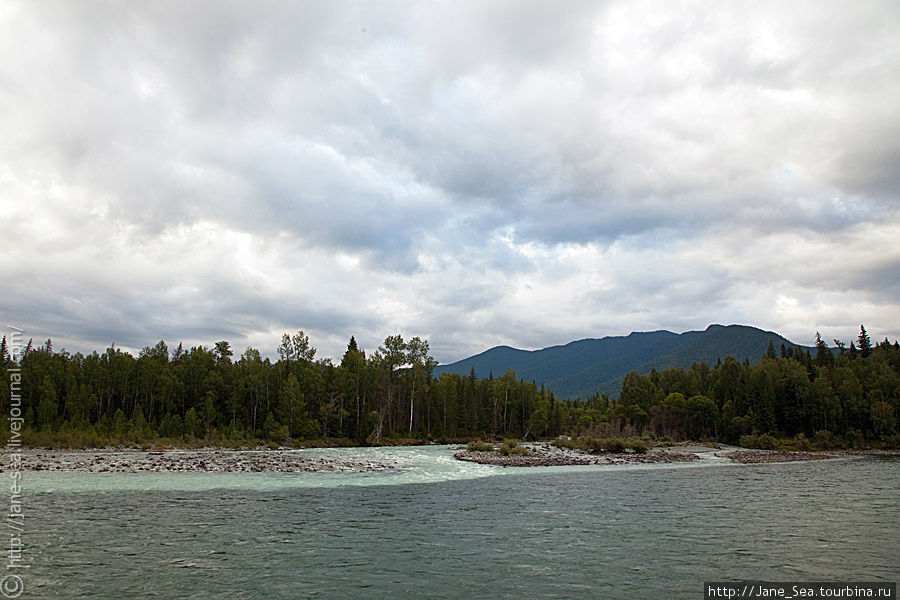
[[0, 332, 571, 446], [0, 326, 896, 448], [571, 326, 899, 448]]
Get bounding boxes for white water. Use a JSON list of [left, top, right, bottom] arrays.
[[22, 445, 737, 494]]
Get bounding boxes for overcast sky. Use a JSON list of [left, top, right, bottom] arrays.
[[1, 0, 898, 364]]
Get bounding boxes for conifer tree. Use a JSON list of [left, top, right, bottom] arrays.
[[814, 332, 832, 368], [858, 325, 872, 358]]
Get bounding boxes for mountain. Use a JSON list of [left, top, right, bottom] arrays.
[[433, 324, 810, 399]]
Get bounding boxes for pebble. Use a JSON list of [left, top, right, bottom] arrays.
[[721, 450, 839, 463], [455, 446, 700, 467], [16, 449, 399, 473]]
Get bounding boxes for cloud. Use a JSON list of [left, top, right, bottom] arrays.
[[1, 0, 898, 363]]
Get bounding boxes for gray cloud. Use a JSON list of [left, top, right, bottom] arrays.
[[1, 0, 898, 362]]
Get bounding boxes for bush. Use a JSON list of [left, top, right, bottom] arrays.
[[553, 436, 635, 453], [499, 441, 528, 456], [600, 437, 625, 453], [626, 438, 648, 453], [792, 433, 810, 451], [756, 433, 777, 450], [552, 437, 577, 449], [739, 433, 776, 450], [467, 440, 493, 452], [813, 430, 840, 450], [846, 429, 865, 450]]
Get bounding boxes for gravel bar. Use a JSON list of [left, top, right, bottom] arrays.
[[454, 444, 699, 467], [5, 449, 398, 473]]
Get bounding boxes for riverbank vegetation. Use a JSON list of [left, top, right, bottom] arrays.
[[551, 436, 648, 453], [1, 326, 897, 450]]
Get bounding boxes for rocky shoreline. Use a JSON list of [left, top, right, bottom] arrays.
[[717, 449, 900, 463], [4, 448, 397, 473], [721, 450, 837, 463], [455, 443, 900, 467], [454, 444, 700, 467], [5, 445, 894, 473]]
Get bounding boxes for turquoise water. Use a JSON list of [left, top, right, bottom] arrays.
[[8, 447, 900, 599]]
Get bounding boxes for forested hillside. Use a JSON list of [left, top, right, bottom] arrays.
[[435, 325, 808, 399], [1, 327, 897, 449]]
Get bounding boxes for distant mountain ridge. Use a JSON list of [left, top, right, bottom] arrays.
[[433, 324, 810, 399]]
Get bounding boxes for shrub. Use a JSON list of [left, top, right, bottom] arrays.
[[552, 437, 577, 449], [626, 438, 648, 453], [499, 441, 528, 456], [779, 433, 810, 451], [601, 437, 625, 453], [553, 435, 645, 453], [467, 440, 493, 452], [846, 429, 865, 450], [739, 433, 777, 450], [813, 430, 839, 450], [755, 433, 777, 450]]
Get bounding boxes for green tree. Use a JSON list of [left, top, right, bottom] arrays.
[[278, 331, 316, 363], [713, 357, 742, 411], [236, 347, 266, 431], [263, 412, 281, 439], [750, 366, 776, 433], [686, 394, 718, 439], [184, 407, 201, 438], [814, 332, 833, 368], [213, 341, 233, 365], [341, 337, 368, 440], [140, 340, 169, 363], [203, 391, 218, 432], [129, 411, 152, 441], [870, 401, 896, 436], [112, 408, 128, 436], [404, 336, 436, 434], [279, 372, 307, 438], [37, 376, 58, 431], [657, 392, 686, 438], [858, 325, 873, 358], [619, 371, 657, 411], [372, 335, 407, 440]]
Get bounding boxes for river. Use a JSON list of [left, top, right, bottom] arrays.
[[8, 446, 899, 599]]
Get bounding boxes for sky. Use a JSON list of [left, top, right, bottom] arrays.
[[1, 0, 898, 365]]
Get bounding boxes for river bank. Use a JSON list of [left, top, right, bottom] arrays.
[[453, 443, 900, 467], [454, 446, 700, 467], [6, 444, 897, 473], [721, 448, 900, 463], [2, 443, 703, 472], [3, 448, 399, 473], [722, 450, 839, 463]]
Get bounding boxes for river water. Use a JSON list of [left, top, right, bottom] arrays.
[[9, 446, 899, 599]]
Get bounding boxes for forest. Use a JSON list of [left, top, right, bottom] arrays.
[[1, 326, 897, 449]]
